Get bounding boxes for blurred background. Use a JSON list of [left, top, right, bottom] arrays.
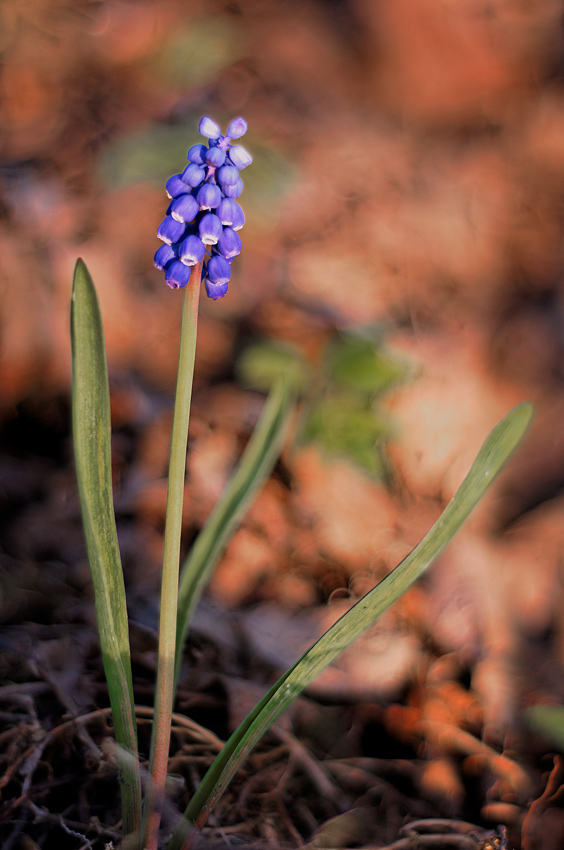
[[3, 0, 564, 846]]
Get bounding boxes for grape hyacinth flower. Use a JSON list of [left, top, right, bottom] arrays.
[[155, 116, 252, 299]]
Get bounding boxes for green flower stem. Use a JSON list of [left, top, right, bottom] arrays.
[[143, 263, 202, 850]]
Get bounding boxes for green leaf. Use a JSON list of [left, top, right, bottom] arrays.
[[168, 402, 533, 849], [328, 335, 406, 395], [236, 342, 310, 395], [524, 705, 564, 752], [149, 17, 245, 89], [98, 125, 197, 188], [174, 379, 293, 688], [241, 144, 297, 225], [301, 392, 390, 476], [288, 333, 407, 476], [71, 259, 142, 837]]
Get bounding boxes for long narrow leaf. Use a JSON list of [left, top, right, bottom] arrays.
[[174, 379, 293, 688], [71, 259, 142, 836], [168, 401, 533, 849]]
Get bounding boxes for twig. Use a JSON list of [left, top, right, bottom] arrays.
[[26, 800, 121, 842], [272, 727, 346, 809]]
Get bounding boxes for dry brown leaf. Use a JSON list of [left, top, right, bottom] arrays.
[[210, 528, 276, 607], [292, 446, 398, 571], [385, 329, 523, 501]]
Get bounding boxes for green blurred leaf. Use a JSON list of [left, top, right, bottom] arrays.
[[296, 333, 407, 476], [302, 393, 389, 476], [524, 705, 564, 752], [98, 124, 195, 187], [237, 341, 311, 395], [168, 402, 533, 849], [149, 17, 244, 88], [328, 336, 406, 395], [71, 260, 142, 837], [242, 144, 297, 225], [174, 379, 294, 688]]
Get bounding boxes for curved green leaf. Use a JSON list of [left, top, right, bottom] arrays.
[[168, 402, 533, 849], [71, 259, 142, 836]]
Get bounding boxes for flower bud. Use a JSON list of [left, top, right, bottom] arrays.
[[217, 165, 239, 187], [165, 260, 191, 289], [228, 145, 252, 169], [205, 279, 229, 300], [216, 227, 242, 259], [154, 243, 176, 270], [178, 234, 206, 266], [196, 182, 222, 210], [187, 144, 207, 165], [205, 146, 226, 167], [231, 203, 245, 231], [207, 255, 231, 285], [222, 177, 244, 198], [157, 215, 185, 245], [199, 116, 221, 139], [226, 117, 248, 139], [181, 163, 206, 188], [166, 174, 188, 199], [216, 197, 238, 225], [169, 193, 200, 223], [198, 213, 223, 245], [206, 279, 229, 300]]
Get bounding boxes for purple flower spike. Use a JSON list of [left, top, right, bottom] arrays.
[[166, 174, 188, 199], [196, 182, 222, 210], [156, 116, 250, 297], [205, 278, 229, 300], [154, 243, 176, 270], [226, 117, 248, 139], [165, 260, 191, 289], [181, 163, 206, 188], [157, 215, 185, 245], [228, 145, 252, 169], [187, 144, 207, 165], [170, 193, 200, 223], [217, 227, 242, 259], [178, 234, 206, 266], [199, 116, 221, 139], [198, 212, 223, 245]]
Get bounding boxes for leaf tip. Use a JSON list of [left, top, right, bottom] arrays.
[[511, 400, 535, 437]]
